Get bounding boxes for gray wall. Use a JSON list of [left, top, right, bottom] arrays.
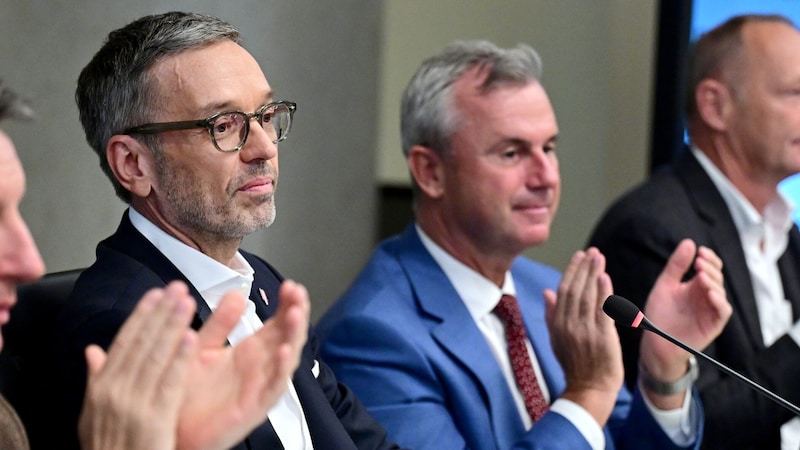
[[1, 1, 657, 321]]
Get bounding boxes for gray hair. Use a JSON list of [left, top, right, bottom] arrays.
[[0, 80, 35, 123], [400, 40, 543, 158], [75, 11, 241, 203]]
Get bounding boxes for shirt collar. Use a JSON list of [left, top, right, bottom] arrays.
[[128, 207, 255, 302], [691, 146, 794, 257], [416, 224, 516, 320]]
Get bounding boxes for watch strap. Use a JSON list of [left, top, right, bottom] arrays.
[[639, 355, 698, 396]]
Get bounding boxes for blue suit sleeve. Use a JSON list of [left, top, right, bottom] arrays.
[[321, 312, 600, 450]]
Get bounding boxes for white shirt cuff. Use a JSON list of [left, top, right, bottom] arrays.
[[639, 380, 698, 445], [550, 398, 605, 450]]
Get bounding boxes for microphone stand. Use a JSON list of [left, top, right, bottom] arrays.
[[639, 315, 800, 417]]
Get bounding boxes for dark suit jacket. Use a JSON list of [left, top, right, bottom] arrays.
[[317, 224, 704, 450], [40, 211, 396, 450], [588, 149, 800, 449]]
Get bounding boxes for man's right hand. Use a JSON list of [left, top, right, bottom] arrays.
[[543, 248, 622, 427], [176, 279, 310, 450]]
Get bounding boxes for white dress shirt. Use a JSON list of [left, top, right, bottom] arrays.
[[129, 208, 314, 450], [417, 225, 695, 449], [692, 147, 800, 449]]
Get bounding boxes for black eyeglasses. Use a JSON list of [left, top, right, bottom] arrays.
[[122, 100, 297, 153]]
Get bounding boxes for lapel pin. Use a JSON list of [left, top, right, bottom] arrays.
[[259, 288, 269, 305]]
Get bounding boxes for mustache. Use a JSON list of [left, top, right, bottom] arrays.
[[244, 161, 276, 178], [229, 161, 278, 193]]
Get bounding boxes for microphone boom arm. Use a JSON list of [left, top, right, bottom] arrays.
[[639, 317, 800, 416], [603, 294, 800, 417]]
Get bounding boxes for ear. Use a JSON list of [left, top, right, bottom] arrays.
[[106, 135, 156, 198], [694, 78, 734, 131], [408, 145, 446, 199]]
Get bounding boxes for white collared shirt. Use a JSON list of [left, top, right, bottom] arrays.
[[417, 225, 694, 449], [129, 208, 314, 449], [692, 148, 796, 346], [692, 147, 800, 447]]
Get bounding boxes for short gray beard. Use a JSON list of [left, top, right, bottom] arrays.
[[156, 154, 277, 241]]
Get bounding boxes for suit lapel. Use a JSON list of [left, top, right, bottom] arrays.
[[779, 227, 800, 321], [395, 226, 527, 447], [292, 367, 358, 450], [103, 211, 215, 323], [677, 152, 765, 349], [244, 251, 362, 449], [103, 211, 285, 449], [242, 252, 282, 321], [106, 212, 286, 324]]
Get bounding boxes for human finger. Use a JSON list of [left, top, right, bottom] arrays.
[[132, 283, 197, 404], [274, 280, 310, 346], [582, 248, 606, 323], [91, 284, 174, 381], [105, 282, 195, 382], [274, 280, 310, 368], [245, 280, 310, 402], [558, 250, 596, 321], [197, 290, 246, 348], [151, 330, 197, 413], [554, 250, 589, 322], [695, 246, 724, 286], [658, 239, 697, 285], [84, 344, 108, 378]]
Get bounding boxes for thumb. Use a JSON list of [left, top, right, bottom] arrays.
[[84, 344, 108, 377], [197, 290, 246, 348], [543, 288, 557, 327], [657, 239, 697, 285]]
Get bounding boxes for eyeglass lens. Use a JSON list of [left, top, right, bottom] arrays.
[[212, 103, 292, 151]]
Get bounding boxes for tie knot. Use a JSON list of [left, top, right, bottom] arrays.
[[494, 294, 522, 326]]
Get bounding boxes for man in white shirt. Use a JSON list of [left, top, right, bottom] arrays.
[[38, 11, 398, 450], [589, 14, 800, 449], [0, 79, 309, 449]]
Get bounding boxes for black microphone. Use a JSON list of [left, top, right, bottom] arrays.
[[603, 294, 800, 416]]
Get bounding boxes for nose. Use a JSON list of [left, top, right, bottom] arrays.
[[525, 148, 559, 187], [0, 212, 45, 285], [239, 119, 279, 163]]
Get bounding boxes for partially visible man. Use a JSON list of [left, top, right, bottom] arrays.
[[317, 40, 730, 449], [588, 14, 800, 449], [42, 11, 397, 450], [0, 81, 309, 450]]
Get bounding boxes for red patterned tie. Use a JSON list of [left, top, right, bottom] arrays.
[[493, 294, 549, 422]]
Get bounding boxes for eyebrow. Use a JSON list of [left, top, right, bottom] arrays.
[[494, 133, 558, 148], [196, 92, 275, 116]]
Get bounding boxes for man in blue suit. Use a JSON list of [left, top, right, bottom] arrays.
[[316, 40, 731, 449]]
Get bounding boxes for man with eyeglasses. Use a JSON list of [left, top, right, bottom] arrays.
[[0, 80, 309, 450], [38, 11, 398, 450]]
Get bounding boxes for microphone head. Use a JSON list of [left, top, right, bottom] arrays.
[[603, 294, 646, 329]]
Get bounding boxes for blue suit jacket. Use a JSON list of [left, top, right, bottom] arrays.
[[316, 225, 703, 450], [40, 211, 397, 450]]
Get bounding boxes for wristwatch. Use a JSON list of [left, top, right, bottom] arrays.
[[639, 356, 698, 396]]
